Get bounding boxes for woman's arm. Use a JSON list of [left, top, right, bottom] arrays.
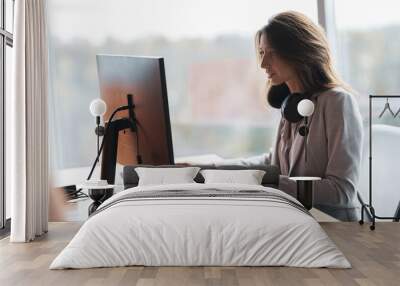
[[313, 91, 363, 207]]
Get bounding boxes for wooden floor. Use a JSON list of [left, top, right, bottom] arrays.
[[0, 222, 399, 286]]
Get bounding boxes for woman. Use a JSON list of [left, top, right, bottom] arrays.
[[255, 11, 363, 221]]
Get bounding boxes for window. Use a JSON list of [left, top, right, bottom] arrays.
[[1, 0, 14, 230], [47, 0, 317, 174], [333, 0, 400, 217], [334, 0, 400, 115]]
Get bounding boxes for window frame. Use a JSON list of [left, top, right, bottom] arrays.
[[317, 0, 338, 64], [0, 1, 332, 230], [0, 0, 13, 231]]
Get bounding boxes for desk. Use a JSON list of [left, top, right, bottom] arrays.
[[52, 164, 126, 188], [175, 154, 224, 164], [52, 154, 224, 188], [310, 208, 339, 222]]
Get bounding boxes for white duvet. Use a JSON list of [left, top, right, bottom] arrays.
[[50, 183, 350, 269]]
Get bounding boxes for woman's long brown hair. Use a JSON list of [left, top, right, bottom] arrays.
[[255, 11, 349, 97]]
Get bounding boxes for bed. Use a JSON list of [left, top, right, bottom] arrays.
[[49, 165, 350, 269]]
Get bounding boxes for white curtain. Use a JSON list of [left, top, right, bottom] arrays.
[[9, 0, 49, 242]]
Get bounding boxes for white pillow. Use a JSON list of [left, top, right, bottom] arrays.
[[200, 169, 266, 185], [135, 167, 201, 186]]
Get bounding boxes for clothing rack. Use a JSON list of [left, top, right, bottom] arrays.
[[359, 95, 400, 230]]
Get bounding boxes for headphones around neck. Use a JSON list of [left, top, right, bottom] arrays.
[[267, 83, 315, 136], [267, 83, 311, 122], [267, 83, 316, 163]]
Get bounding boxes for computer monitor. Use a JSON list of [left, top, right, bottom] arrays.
[[96, 55, 175, 183]]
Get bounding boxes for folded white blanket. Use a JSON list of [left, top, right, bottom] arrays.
[[50, 183, 350, 269]]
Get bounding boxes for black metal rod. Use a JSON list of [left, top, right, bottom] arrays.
[[296, 180, 313, 210], [96, 121, 100, 157], [373, 215, 400, 220], [370, 95, 400, 98], [369, 95, 372, 206], [304, 117, 308, 163]]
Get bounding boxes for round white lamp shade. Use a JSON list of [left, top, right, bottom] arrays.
[[297, 99, 314, 117], [89, 99, 107, 117]]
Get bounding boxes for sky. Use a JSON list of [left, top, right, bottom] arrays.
[[47, 0, 400, 45], [335, 0, 400, 30], [47, 0, 318, 44]]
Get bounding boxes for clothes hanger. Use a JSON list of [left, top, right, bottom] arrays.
[[378, 97, 395, 118], [394, 105, 400, 118]]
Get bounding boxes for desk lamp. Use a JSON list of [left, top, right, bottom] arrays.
[[90, 98, 107, 156], [86, 98, 108, 187], [289, 99, 319, 210]]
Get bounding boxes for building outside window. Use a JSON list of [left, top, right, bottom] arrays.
[[47, 0, 317, 172]]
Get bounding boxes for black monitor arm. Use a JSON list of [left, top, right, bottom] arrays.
[[100, 94, 141, 184]]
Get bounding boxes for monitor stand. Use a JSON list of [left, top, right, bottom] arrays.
[[100, 118, 136, 184]]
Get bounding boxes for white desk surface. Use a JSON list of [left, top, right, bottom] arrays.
[[52, 164, 125, 188], [53, 154, 225, 188], [289, 176, 322, 181], [175, 154, 224, 164]]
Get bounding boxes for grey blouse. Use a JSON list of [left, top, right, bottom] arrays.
[[271, 87, 364, 221]]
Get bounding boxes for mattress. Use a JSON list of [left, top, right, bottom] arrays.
[[50, 183, 350, 269]]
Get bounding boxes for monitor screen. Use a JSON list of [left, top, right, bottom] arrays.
[[96, 55, 174, 181]]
